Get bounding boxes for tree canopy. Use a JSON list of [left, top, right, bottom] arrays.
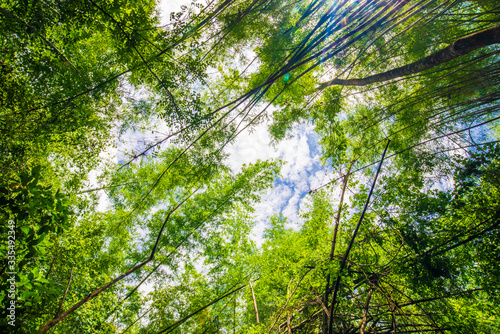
[[0, 0, 499, 333]]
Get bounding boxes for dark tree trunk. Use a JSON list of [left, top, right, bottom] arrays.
[[318, 24, 500, 89]]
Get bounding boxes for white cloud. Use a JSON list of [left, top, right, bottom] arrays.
[[226, 121, 332, 245], [158, 0, 187, 26]]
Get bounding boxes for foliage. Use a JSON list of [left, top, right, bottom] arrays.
[[1, 0, 499, 333]]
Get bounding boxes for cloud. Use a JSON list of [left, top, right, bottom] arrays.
[[158, 0, 186, 25], [226, 121, 332, 245]]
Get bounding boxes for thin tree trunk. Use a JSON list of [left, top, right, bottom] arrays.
[[54, 266, 74, 318], [327, 140, 390, 334], [233, 296, 236, 334], [329, 165, 353, 261], [322, 163, 353, 333], [318, 24, 500, 89], [38, 194, 191, 332], [360, 287, 374, 334], [249, 280, 260, 323]]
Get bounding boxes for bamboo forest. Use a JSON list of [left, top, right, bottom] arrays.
[[1, 0, 499, 332]]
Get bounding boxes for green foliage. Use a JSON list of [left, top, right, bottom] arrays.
[[0, 165, 73, 330], [1, 0, 499, 333]]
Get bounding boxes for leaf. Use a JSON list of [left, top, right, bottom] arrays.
[[20, 225, 30, 235], [31, 165, 41, 178], [32, 267, 40, 279], [38, 277, 50, 284], [38, 225, 51, 235]]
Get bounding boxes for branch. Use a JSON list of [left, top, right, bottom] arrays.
[[249, 280, 260, 323], [38, 193, 192, 332], [318, 24, 500, 89], [327, 140, 390, 334], [39, 259, 151, 332], [158, 283, 249, 334], [54, 266, 74, 318]]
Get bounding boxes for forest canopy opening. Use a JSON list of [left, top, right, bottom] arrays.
[[0, 0, 499, 333]]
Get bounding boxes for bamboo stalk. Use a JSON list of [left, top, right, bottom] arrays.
[[327, 139, 391, 334], [249, 280, 260, 323]]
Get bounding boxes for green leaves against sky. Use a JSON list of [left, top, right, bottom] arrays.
[[0, 0, 499, 333]]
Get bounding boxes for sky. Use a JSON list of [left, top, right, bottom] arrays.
[[80, 0, 334, 245], [86, 0, 499, 242], [155, 0, 334, 242], [108, 106, 333, 245], [158, 0, 189, 25], [225, 122, 333, 243], [69, 0, 500, 324]]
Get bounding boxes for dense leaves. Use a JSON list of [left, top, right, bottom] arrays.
[[1, 0, 499, 333]]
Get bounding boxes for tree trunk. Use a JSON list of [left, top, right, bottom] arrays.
[[249, 280, 260, 323], [318, 24, 500, 89], [327, 140, 390, 334], [39, 259, 151, 332], [360, 287, 374, 334]]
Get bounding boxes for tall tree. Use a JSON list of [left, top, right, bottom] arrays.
[[1, 0, 499, 332]]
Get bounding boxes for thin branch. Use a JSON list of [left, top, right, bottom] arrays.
[[158, 282, 250, 334], [249, 280, 260, 323], [54, 266, 74, 319], [327, 140, 390, 334], [38, 191, 195, 332]]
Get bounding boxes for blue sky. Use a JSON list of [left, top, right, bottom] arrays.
[[225, 121, 333, 244], [108, 113, 333, 244], [85, 0, 335, 244]]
